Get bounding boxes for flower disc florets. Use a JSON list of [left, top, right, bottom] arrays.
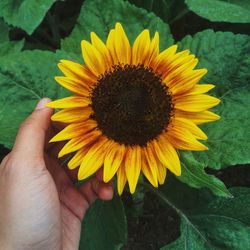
[[91, 64, 173, 146]]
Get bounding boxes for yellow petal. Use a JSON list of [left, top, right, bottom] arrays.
[[114, 23, 131, 64], [103, 143, 126, 183], [141, 146, 158, 187], [51, 107, 92, 123], [125, 146, 141, 194], [156, 163, 167, 185], [160, 51, 192, 78], [173, 117, 207, 140], [132, 29, 150, 65], [171, 57, 198, 76], [46, 96, 90, 109], [155, 50, 190, 76], [58, 130, 101, 158], [167, 126, 208, 151], [55, 76, 91, 96], [175, 94, 221, 112], [58, 60, 96, 83], [91, 32, 113, 69], [181, 84, 215, 96], [146, 31, 159, 66], [152, 45, 177, 70], [50, 120, 97, 142], [175, 110, 220, 125], [117, 163, 127, 195], [68, 147, 89, 170], [78, 137, 110, 180], [106, 29, 118, 65], [166, 68, 207, 95], [81, 40, 107, 76], [152, 138, 181, 176]]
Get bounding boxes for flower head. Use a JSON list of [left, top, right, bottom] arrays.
[[47, 23, 220, 194]]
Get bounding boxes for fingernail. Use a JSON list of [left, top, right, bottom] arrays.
[[35, 98, 51, 110]]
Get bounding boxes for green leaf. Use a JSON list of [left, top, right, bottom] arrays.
[[0, 18, 24, 55], [0, 50, 64, 148], [158, 175, 213, 214], [179, 30, 250, 95], [61, 0, 174, 60], [0, 18, 9, 43], [128, 0, 187, 23], [160, 187, 250, 250], [161, 219, 208, 250], [178, 152, 231, 197], [0, 0, 55, 35], [0, 40, 24, 56], [79, 196, 127, 250], [178, 30, 250, 169], [193, 91, 250, 170], [185, 0, 250, 23]]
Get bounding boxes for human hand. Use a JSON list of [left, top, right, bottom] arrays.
[[0, 98, 114, 250]]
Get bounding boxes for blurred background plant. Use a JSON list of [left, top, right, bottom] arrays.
[[0, 0, 250, 249]]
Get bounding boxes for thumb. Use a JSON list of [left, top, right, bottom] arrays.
[[12, 98, 54, 161]]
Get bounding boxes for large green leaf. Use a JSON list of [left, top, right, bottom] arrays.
[[61, 0, 174, 61], [0, 50, 63, 148], [0, 0, 56, 35], [159, 187, 250, 250], [179, 30, 250, 95], [79, 196, 127, 250], [192, 90, 250, 170], [178, 30, 250, 169], [178, 152, 231, 197], [185, 0, 250, 23]]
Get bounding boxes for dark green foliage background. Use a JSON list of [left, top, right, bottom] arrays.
[[0, 0, 249, 249]]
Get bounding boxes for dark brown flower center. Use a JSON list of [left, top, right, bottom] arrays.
[[91, 64, 173, 146]]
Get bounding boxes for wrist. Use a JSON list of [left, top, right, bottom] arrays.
[[0, 237, 12, 250]]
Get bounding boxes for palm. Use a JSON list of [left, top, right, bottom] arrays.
[[44, 149, 112, 250], [44, 154, 80, 250]]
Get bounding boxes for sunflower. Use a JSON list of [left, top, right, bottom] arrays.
[[47, 23, 220, 195]]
